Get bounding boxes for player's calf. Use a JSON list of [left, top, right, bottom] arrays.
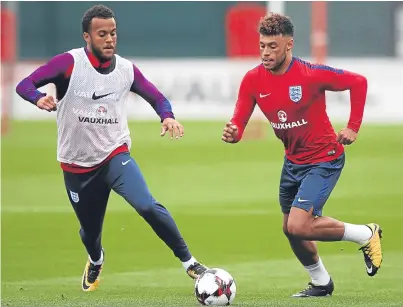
[[287, 210, 383, 276], [287, 207, 349, 241], [286, 208, 343, 241]]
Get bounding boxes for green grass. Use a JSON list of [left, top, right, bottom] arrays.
[[2, 120, 403, 306]]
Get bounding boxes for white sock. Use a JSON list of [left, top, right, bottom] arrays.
[[90, 250, 104, 265], [341, 223, 372, 245], [304, 258, 331, 286], [182, 256, 197, 270]]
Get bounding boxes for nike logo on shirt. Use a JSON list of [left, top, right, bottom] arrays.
[[259, 93, 271, 98], [92, 92, 113, 100]]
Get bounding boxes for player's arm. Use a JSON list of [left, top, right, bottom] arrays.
[[130, 65, 183, 139], [222, 71, 257, 143], [15, 53, 74, 112], [314, 65, 368, 144]]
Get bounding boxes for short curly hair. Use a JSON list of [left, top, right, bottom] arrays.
[[82, 5, 115, 33], [258, 13, 294, 37]]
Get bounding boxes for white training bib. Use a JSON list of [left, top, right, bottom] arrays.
[[56, 47, 134, 167]]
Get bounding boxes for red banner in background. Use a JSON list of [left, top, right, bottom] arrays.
[[225, 4, 266, 58], [1, 9, 16, 135], [1, 9, 16, 62]]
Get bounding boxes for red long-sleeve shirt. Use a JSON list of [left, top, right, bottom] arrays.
[[231, 57, 368, 164]]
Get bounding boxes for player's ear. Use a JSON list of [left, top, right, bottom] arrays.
[[286, 38, 294, 51], [83, 32, 90, 44]]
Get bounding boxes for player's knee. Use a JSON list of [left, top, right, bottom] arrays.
[[287, 220, 308, 238], [124, 192, 155, 216], [134, 201, 155, 216], [282, 223, 292, 238], [282, 212, 293, 238]]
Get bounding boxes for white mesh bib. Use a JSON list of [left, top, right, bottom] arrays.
[[56, 48, 134, 167]]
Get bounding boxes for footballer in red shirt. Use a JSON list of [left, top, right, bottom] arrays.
[[222, 13, 383, 297]]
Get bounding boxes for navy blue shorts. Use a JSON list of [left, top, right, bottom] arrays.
[[279, 153, 345, 217]]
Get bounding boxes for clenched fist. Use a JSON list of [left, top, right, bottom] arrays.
[[36, 95, 57, 112], [221, 121, 239, 143], [336, 127, 357, 145]]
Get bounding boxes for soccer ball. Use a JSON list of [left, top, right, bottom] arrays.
[[194, 268, 236, 306]]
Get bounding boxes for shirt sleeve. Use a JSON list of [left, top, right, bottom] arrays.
[[230, 70, 257, 142], [130, 64, 175, 122], [312, 65, 368, 133], [15, 53, 74, 105]]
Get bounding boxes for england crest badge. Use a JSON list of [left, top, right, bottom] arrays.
[[289, 86, 302, 103], [70, 191, 79, 203]]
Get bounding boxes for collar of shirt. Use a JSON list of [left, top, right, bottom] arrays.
[[84, 47, 112, 69]]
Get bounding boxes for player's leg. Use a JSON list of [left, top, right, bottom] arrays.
[[287, 153, 383, 276], [279, 158, 332, 297], [105, 152, 207, 279], [63, 169, 111, 291], [283, 213, 334, 297]]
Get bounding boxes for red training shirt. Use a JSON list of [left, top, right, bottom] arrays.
[[230, 57, 368, 164]]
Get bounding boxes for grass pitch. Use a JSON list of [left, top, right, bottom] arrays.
[[2, 121, 403, 306]]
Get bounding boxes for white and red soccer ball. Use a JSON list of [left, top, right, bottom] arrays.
[[194, 268, 236, 306]]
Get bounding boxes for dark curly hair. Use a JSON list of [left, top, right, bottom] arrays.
[[258, 13, 294, 37], [82, 5, 115, 33]]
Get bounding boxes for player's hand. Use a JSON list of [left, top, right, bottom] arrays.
[[336, 127, 357, 145], [221, 121, 239, 143], [36, 95, 57, 112], [160, 118, 184, 139]]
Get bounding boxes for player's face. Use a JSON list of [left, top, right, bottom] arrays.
[[260, 34, 293, 71], [83, 17, 117, 61]]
